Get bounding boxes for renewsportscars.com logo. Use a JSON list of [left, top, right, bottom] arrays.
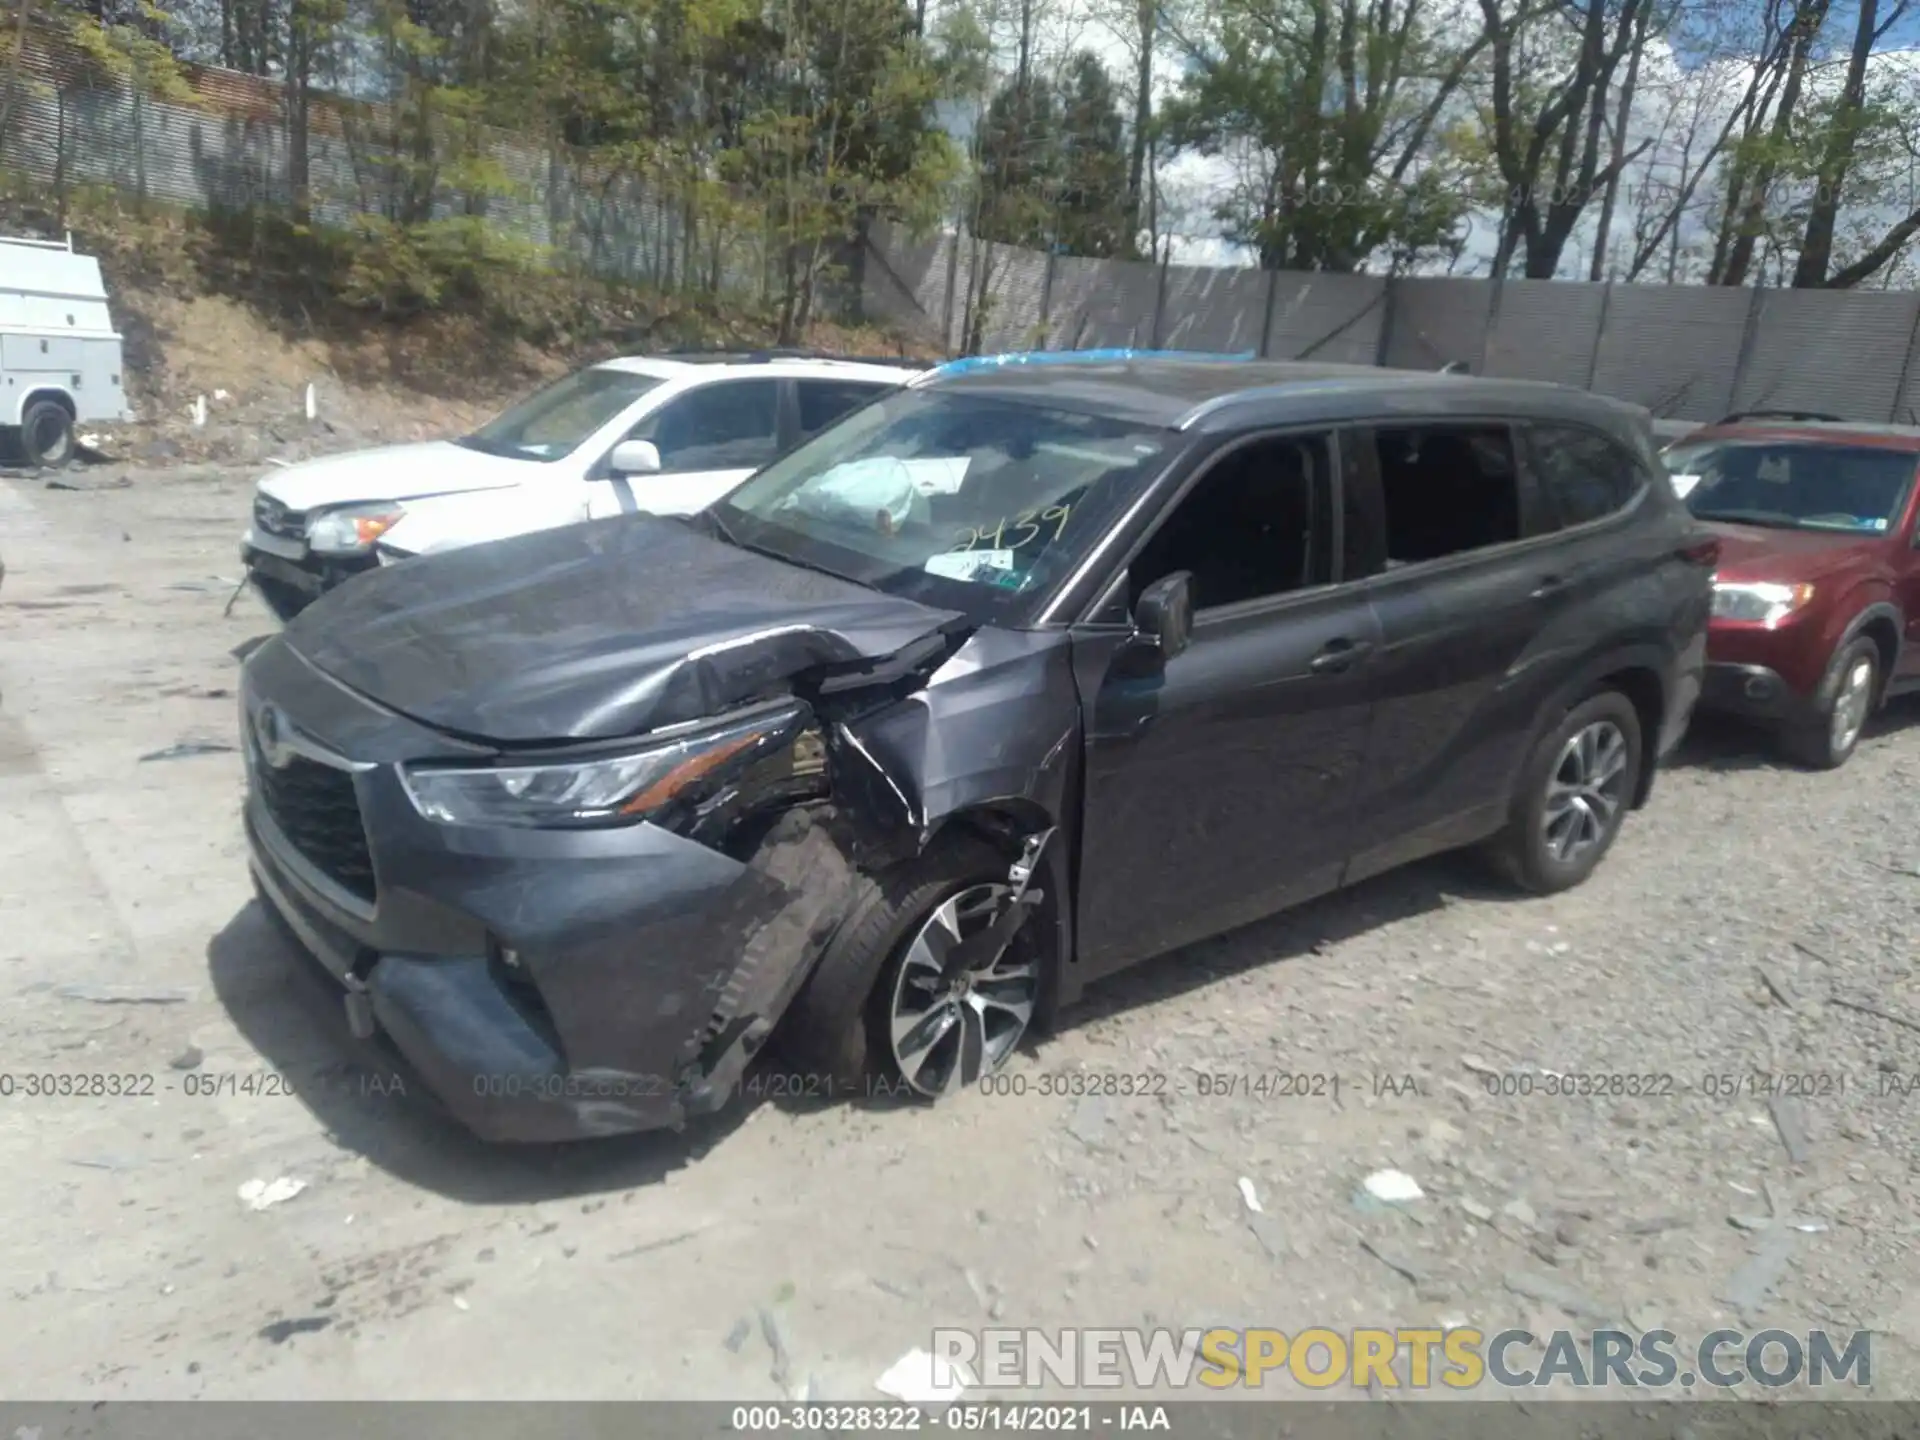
[[929, 1327, 1873, 1391]]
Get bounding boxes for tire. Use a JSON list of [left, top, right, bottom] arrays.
[[21, 398, 76, 470], [1490, 690, 1644, 896], [774, 834, 1044, 1100], [1779, 636, 1878, 771]]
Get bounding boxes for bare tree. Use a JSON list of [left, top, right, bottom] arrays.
[[1479, 0, 1655, 279]]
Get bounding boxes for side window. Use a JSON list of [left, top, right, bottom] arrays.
[[1129, 433, 1334, 613], [1371, 423, 1526, 566], [1528, 423, 1647, 529], [797, 380, 888, 439], [628, 380, 780, 473]]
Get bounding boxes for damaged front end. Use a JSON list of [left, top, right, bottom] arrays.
[[243, 522, 1084, 1140]]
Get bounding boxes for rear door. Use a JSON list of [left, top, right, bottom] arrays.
[[1340, 419, 1575, 882]]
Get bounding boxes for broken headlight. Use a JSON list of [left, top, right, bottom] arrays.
[[401, 704, 807, 829]]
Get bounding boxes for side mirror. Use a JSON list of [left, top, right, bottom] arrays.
[[1133, 571, 1194, 662], [608, 440, 662, 476]]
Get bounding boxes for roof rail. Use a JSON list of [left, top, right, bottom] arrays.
[[1, 232, 74, 251], [656, 347, 924, 368], [1715, 408, 1846, 425], [928, 347, 1258, 378]]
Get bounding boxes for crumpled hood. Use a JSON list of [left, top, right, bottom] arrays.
[[282, 514, 966, 744], [258, 440, 533, 511]]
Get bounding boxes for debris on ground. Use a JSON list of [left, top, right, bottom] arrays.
[[1067, 1096, 1109, 1147], [169, 1046, 203, 1071], [1719, 1227, 1799, 1313], [1363, 1169, 1424, 1204], [56, 983, 192, 1005], [724, 1318, 752, 1353], [238, 1177, 307, 1211], [138, 740, 237, 762], [759, 1306, 793, 1390], [875, 1348, 967, 1404], [1769, 1096, 1813, 1162], [1236, 1177, 1263, 1213], [1357, 1237, 1422, 1285], [258, 1317, 331, 1344]]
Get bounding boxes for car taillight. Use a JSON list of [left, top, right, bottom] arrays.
[[1678, 537, 1720, 567]]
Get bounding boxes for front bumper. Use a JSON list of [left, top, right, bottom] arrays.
[[1698, 662, 1814, 726], [240, 534, 376, 620], [237, 636, 856, 1143]]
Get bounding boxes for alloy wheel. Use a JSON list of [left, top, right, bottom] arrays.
[[887, 883, 1038, 1097], [1541, 719, 1630, 865], [1829, 655, 1875, 759]]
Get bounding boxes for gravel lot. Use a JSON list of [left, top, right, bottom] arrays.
[[1, 459, 1918, 1403]]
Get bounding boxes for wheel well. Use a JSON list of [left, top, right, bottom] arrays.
[[1590, 665, 1664, 808], [933, 801, 1054, 862], [1853, 615, 1900, 697], [22, 388, 77, 421]]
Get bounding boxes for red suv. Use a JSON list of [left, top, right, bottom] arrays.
[[1664, 413, 1920, 768]]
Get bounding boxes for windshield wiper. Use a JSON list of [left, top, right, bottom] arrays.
[[1691, 510, 1797, 530]]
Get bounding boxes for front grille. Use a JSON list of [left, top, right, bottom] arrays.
[[251, 744, 377, 906], [253, 493, 306, 541]]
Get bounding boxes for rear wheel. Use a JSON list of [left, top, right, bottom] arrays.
[[1780, 636, 1878, 770], [775, 837, 1044, 1098], [1491, 690, 1643, 895], [21, 398, 75, 469]]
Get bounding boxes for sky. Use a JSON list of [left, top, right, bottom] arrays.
[[938, 0, 1920, 284]]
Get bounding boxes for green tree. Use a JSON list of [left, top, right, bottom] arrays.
[[1159, 0, 1483, 271]]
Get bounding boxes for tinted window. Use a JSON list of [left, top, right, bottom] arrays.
[[1668, 440, 1918, 535], [630, 380, 781, 472], [1371, 424, 1524, 566], [1530, 424, 1646, 527], [1131, 434, 1334, 612], [798, 380, 889, 438]]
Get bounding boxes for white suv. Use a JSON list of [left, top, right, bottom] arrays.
[[240, 352, 925, 620]]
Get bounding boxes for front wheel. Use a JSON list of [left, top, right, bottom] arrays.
[[1780, 637, 1878, 771], [775, 837, 1045, 1099], [1491, 690, 1643, 895]]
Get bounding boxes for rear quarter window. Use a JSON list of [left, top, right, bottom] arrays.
[[1527, 424, 1648, 528]]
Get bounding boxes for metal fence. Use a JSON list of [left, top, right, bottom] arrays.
[[862, 223, 1920, 425], [10, 49, 1920, 426], [3, 56, 756, 294]]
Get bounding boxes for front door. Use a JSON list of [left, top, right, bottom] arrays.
[[588, 378, 784, 519], [1071, 429, 1381, 975]]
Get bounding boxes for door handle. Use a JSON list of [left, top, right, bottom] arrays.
[[1308, 638, 1372, 674], [1530, 574, 1567, 600]]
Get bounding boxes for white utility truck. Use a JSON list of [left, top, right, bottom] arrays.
[[1, 233, 131, 467]]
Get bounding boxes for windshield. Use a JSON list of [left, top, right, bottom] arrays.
[[457, 367, 663, 462], [711, 388, 1174, 621], [1666, 440, 1918, 534]]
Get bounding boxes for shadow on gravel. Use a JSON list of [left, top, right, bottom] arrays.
[[1669, 695, 1920, 773], [207, 901, 765, 1203], [1064, 849, 1503, 1030]]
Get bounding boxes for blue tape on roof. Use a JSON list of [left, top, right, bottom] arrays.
[[929, 348, 1258, 377]]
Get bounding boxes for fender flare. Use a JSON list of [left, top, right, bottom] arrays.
[[1837, 601, 1904, 688]]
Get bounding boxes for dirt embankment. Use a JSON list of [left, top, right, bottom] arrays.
[[2, 192, 931, 470]]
